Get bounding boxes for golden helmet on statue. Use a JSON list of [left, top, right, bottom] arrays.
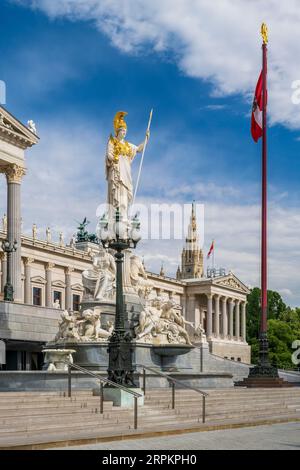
[[113, 111, 128, 135]]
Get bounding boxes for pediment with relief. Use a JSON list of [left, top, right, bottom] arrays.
[[72, 283, 84, 291], [52, 280, 66, 289], [213, 274, 250, 294], [0, 106, 39, 149], [30, 276, 46, 285]]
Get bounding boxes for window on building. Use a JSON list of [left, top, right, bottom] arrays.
[[73, 294, 80, 312], [33, 287, 42, 306], [53, 291, 62, 305]]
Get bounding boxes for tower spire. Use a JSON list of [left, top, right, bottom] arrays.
[[180, 202, 203, 279]]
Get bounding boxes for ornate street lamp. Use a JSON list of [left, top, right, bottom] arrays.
[[98, 208, 141, 387], [1, 239, 17, 301]]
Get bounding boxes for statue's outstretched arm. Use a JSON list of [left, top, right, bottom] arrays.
[[137, 130, 150, 153]]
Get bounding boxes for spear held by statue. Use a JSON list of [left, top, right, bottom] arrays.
[[132, 109, 153, 204]]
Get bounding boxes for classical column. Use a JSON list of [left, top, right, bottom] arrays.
[[24, 258, 34, 304], [45, 263, 55, 307], [221, 296, 228, 338], [235, 300, 240, 340], [214, 294, 220, 338], [65, 267, 74, 311], [206, 293, 213, 339], [241, 301, 247, 342], [0, 164, 26, 301], [180, 294, 187, 319], [229, 299, 234, 339], [199, 306, 204, 328], [195, 298, 201, 328], [187, 294, 196, 323]]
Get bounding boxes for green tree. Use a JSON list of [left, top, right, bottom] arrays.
[[267, 319, 298, 368], [246, 288, 299, 367]]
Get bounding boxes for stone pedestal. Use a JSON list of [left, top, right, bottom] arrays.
[[42, 348, 76, 371], [80, 293, 143, 331], [100, 387, 144, 407]]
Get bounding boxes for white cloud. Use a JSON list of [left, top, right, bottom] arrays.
[[14, 0, 300, 129], [205, 105, 228, 111], [278, 288, 293, 297], [165, 182, 241, 200]]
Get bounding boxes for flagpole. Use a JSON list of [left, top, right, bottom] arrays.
[[259, 25, 269, 365], [247, 23, 278, 383]]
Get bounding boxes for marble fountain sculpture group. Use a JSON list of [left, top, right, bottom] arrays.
[[44, 111, 205, 371]]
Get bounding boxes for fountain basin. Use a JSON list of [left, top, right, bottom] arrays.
[[152, 344, 194, 371]]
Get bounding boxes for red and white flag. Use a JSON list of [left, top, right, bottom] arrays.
[[207, 240, 214, 259], [251, 70, 267, 142]]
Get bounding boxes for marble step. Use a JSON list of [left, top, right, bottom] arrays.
[[0, 391, 91, 398], [0, 412, 196, 435], [0, 396, 97, 403], [0, 403, 297, 428], [147, 394, 300, 402], [146, 389, 300, 397], [1, 415, 299, 450], [145, 396, 300, 405], [177, 407, 297, 419], [145, 397, 300, 408], [0, 407, 182, 426], [1, 412, 300, 449], [0, 402, 297, 435]]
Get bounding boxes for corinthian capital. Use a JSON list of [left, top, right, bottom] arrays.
[[46, 262, 55, 270], [24, 257, 35, 266], [0, 164, 26, 183], [65, 267, 74, 275]]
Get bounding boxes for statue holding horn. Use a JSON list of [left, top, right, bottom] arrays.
[[105, 111, 150, 224]]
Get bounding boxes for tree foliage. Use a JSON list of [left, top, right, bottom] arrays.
[[246, 288, 300, 368]]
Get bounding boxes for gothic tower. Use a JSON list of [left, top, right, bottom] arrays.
[[177, 202, 204, 280]]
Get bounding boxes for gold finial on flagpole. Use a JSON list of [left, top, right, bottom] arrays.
[[261, 23, 268, 45]]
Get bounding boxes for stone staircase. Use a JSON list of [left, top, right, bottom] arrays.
[[0, 388, 300, 449]]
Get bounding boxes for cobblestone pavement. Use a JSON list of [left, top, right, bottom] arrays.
[[57, 422, 300, 450]]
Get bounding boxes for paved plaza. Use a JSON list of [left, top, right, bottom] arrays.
[[56, 422, 300, 450]]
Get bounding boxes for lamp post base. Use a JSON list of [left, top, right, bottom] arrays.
[[4, 283, 14, 302], [237, 332, 293, 387], [107, 331, 139, 388], [236, 376, 293, 388], [248, 364, 278, 378]]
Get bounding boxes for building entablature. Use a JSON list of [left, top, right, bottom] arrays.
[[0, 106, 38, 152], [184, 272, 250, 301]]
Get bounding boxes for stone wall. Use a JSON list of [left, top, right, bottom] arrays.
[[210, 339, 251, 364], [0, 370, 234, 391], [0, 301, 60, 343]]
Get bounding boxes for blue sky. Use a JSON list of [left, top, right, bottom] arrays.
[[0, 0, 299, 306]]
